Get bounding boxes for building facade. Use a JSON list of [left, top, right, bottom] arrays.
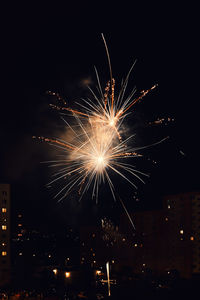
[[119, 191, 200, 278], [163, 191, 200, 277], [0, 184, 11, 286], [119, 210, 168, 275]]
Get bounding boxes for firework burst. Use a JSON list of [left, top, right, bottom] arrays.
[[35, 34, 166, 205]]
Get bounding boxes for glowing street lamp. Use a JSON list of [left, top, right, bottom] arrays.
[[53, 269, 58, 275], [96, 270, 101, 275], [65, 272, 70, 278]]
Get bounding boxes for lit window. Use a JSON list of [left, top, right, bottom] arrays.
[[2, 251, 7, 256], [180, 230, 184, 234], [165, 217, 169, 221], [93, 253, 95, 256], [190, 236, 194, 241], [67, 257, 70, 261], [122, 238, 126, 242], [19, 252, 22, 256], [168, 205, 171, 209], [48, 254, 51, 258], [93, 260, 96, 264], [2, 225, 7, 230], [96, 270, 101, 275], [92, 233, 95, 238], [2, 243, 6, 246], [2, 208, 6, 213], [134, 243, 138, 247], [112, 260, 115, 264], [18, 224, 22, 227]]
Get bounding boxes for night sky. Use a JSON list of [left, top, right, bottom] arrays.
[[1, 5, 199, 231]]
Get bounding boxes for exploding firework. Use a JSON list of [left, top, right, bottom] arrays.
[[34, 34, 167, 204]]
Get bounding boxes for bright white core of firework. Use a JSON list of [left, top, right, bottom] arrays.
[[94, 155, 107, 171]]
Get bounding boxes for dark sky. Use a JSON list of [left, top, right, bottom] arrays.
[[1, 5, 200, 230]]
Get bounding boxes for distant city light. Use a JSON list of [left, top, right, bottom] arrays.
[[65, 272, 70, 278], [53, 269, 58, 275], [96, 270, 101, 275]]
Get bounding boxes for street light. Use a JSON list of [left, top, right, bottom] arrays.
[[65, 272, 70, 278], [96, 270, 101, 275], [53, 269, 58, 275]]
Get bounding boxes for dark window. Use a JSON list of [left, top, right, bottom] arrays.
[[3, 199, 7, 204], [2, 191, 7, 196]]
